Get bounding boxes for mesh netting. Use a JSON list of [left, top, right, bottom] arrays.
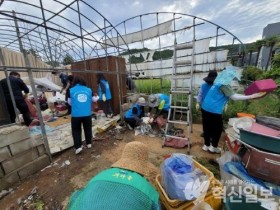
[[68, 168, 160, 210]]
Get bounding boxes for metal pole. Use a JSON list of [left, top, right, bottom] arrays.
[[157, 13, 162, 92], [0, 48, 19, 124], [39, 0, 55, 67], [12, 11, 52, 161], [115, 59, 123, 123], [76, 0, 87, 71], [214, 26, 220, 70]]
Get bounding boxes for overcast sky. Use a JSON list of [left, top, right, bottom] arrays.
[[1, 0, 279, 57], [2, 0, 279, 44], [91, 0, 280, 44]]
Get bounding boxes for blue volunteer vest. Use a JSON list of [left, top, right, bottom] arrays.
[[202, 84, 229, 114], [200, 83, 212, 104], [98, 79, 112, 100], [125, 104, 142, 118], [159, 94, 170, 111], [70, 84, 92, 117]]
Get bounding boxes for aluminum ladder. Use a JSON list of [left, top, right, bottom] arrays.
[[163, 41, 195, 154]]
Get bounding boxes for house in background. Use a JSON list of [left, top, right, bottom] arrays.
[[257, 22, 280, 70]]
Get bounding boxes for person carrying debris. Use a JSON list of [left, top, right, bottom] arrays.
[[196, 70, 218, 137], [124, 97, 147, 130], [68, 76, 99, 155], [201, 66, 266, 154], [148, 93, 170, 119], [68, 141, 160, 210], [97, 73, 113, 118], [0, 71, 33, 126]]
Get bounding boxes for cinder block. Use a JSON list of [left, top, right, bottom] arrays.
[[9, 136, 44, 156], [0, 171, 20, 191], [18, 155, 50, 180], [0, 126, 30, 148], [2, 149, 39, 174], [0, 147, 11, 162], [37, 145, 46, 156]]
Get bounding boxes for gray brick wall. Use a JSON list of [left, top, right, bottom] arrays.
[[9, 136, 44, 156], [0, 126, 51, 191], [2, 149, 39, 174], [0, 126, 29, 148], [0, 171, 20, 190], [0, 147, 11, 162], [18, 155, 50, 179]]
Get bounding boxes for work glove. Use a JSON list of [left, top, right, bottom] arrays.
[[195, 103, 200, 111], [224, 103, 228, 112], [102, 94, 106, 102], [250, 92, 266, 99]]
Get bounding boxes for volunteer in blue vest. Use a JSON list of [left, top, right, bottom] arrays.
[[196, 70, 218, 137], [124, 97, 147, 129], [68, 141, 160, 210], [97, 73, 113, 118], [68, 76, 99, 155], [201, 66, 266, 154], [148, 93, 170, 118]]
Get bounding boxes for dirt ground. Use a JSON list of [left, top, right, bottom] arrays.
[[0, 124, 224, 209]]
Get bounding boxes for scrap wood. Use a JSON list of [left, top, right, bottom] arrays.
[[97, 120, 118, 133], [92, 137, 106, 141]]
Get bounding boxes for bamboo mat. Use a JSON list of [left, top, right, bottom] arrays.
[[46, 115, 71, 127]]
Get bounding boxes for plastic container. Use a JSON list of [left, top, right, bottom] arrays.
[[244, 79, 277, 95], [237, 113, 255, 119], [157, 159, 216, 208], [155, 175, 222, 210]]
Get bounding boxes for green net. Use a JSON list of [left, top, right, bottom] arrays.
[[68, 168, 160, 210]]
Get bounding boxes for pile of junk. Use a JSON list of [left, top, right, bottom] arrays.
[[222, 114, 280, 210], [23, 77, 69, 125], [220, 78, 280, 209]]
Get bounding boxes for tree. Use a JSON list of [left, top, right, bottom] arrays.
[[63, 53, 74, 65]]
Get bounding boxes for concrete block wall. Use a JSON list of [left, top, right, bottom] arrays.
[[0, 125, 51, 191]]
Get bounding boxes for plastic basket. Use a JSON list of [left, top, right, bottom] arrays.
[[155, 175, 222, 210], [156, 159, 222, 209]]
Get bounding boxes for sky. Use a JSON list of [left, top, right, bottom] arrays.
[[92, 0, 280, 44], [0, 0, 279, 58]]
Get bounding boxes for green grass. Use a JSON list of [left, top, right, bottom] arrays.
[[135, 78, 171, 94]]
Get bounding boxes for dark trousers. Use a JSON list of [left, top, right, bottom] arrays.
[[71, 116, 92, 149], [201, 109, 223, 147], [6, 97, 32, 126], [100, 100, 113, 116], [124, 117, 138, 128]]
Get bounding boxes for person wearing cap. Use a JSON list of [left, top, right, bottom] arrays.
[[97, 73, 113, 118], [201, 66, 266, 154], [196, 70, 218, 137], [68, 76, 99, 154], [124, 97, 147, 129], [196, 70, 217, 111], [148, 93, 170, 118], [68, 141, 160, 210]]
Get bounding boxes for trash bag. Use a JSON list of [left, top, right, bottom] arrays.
[[256, 116, 280, 131], [161, 154, 210, 201]]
